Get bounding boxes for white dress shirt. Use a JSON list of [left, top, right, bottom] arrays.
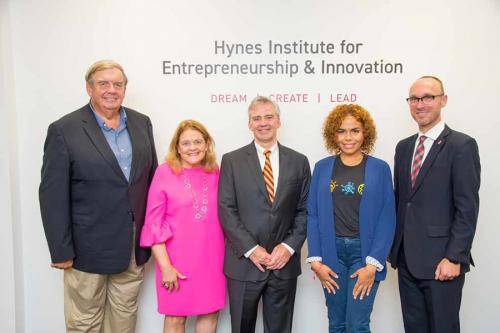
[[412, 121, 445, 165], [244, 141, 294, 257], [254, 142, 279, 193]]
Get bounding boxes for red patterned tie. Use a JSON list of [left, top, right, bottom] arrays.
[[263, 150, 275, 203], [411, 136, 426, 188]]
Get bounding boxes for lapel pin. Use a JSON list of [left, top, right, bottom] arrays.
[[437, 139, 443, 145]]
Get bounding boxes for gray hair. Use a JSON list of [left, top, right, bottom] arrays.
[[247, 95, 280, 118]]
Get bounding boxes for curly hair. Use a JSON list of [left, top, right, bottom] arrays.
[[323, 104, 377, 155], [166, 119, 218, 174]]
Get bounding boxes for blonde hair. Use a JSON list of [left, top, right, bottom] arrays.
[[85, 60, 128, 86], [166, 120, 218, 173]]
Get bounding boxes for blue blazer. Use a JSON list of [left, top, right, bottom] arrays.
[[389, 126, 480, 279], [307, 155, 396, 281]]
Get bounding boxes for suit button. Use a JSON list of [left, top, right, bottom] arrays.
[[407, 202, 411, 207]]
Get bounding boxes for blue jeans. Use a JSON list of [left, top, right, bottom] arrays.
[[323, 237, 379, 333]]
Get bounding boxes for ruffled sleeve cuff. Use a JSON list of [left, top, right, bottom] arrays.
[[140, 220, 173, 247], [366, 256, 384, 272], [306, 256, 323, 263]]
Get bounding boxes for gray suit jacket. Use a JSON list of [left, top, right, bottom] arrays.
[[218, 142, 311, 281]]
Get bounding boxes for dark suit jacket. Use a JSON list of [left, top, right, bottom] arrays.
[[218, 142, 311, 281], [389, 125, 480, 279], [39, 104, 158, 274]]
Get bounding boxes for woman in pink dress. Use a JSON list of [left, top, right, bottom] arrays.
[[140, 120, 226, 333]]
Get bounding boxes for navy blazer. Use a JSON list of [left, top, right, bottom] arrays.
[[389, 125, 480, 279], [39, 104, 158, 274], [307, 155, 396, 281]]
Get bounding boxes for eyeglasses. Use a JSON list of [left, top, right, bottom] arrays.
[[179, 139, 205, 149], [95, 80, 125, 90], [406, 94, 444, 105]]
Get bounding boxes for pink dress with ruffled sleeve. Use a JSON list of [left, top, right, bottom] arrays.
[[140, 163, 226, 315]]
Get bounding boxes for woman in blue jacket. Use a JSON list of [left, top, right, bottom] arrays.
[[307, 104, 396, 333]]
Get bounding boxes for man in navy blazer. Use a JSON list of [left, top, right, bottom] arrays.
[[389, 76, 480, 333], [39, 60, 157, 332]]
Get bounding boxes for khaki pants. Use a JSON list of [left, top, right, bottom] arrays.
[[64, 244, 144, 333]]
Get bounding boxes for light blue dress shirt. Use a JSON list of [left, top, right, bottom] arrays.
[[91, 105, 133, 182]]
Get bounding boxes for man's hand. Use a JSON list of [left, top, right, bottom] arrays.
[[249, 245, 271, 272], [311, 262, 340, 294], [267, 244, 292, 270], [51, 259, 73, 270], [435, 258, 460, 281], [351, 265, 377, 300]]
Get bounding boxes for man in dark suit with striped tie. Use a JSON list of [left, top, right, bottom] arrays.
[[390, 76, 481, 333], [218, 96, 311, 333]]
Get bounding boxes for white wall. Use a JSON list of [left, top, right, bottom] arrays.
[[3, 0, 500, 332], [0, 1, 24, 332]]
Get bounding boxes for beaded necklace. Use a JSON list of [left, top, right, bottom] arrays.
[[182, 170, 208, 220]]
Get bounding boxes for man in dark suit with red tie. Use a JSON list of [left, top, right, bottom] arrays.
[[389, 76, 481, 333]]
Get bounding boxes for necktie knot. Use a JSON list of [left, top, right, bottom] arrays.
[[419, 135, 427, 144], [264, 150, 271, 158]]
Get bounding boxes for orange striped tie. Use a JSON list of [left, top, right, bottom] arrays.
[[263, 150, 275, 203]]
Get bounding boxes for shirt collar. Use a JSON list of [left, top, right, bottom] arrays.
[[254, 141, 279, 155], [418, 120, 445, 142], [90, 102, 127, 130]]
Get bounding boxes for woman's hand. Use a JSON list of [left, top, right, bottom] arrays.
[[151, 243, 186, 293], [311, 262, 340, 294], [351, 264, 376, 300], [161, 265, 186, 293]]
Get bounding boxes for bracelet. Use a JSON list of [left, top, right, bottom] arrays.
[[310, 262, 323, 273]]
